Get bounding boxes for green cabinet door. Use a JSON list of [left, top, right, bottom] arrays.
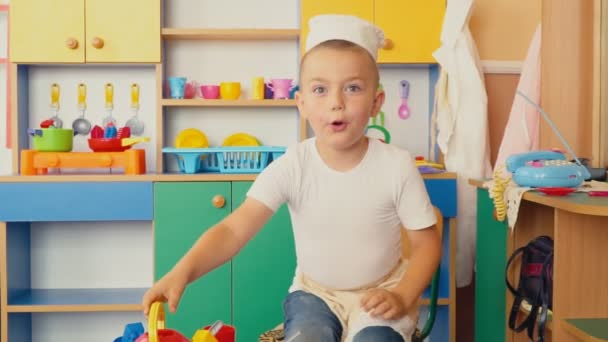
[[154, 182, 232, 337], [231, 181, 296, 342], [475, 188, 508, 342]]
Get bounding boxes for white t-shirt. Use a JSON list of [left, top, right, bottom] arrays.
[[247, 138, 436, 290]]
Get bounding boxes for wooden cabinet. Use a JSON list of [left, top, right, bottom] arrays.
[[473, 181, 608, 342], [300, 0, 445, 63], [9, 0, 161, 63], [153, 182, 233, 336], [231, 181, 295, 342], [153, 181, 296, 340], [0, 181, 153, 342]]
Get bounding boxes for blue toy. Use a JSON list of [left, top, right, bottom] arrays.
[[114, 322, 145, 342]]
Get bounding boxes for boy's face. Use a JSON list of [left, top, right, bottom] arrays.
[[296, 46, 384, 151]]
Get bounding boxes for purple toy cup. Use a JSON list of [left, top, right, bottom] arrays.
[[200, 85, 220, 99]]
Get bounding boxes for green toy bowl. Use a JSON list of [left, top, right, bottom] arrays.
[[28, 128, 74, 152]]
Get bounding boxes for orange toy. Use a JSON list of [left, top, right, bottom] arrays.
[[20, 149, 146, 175]]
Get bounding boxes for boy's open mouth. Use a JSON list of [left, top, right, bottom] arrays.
[[330, 120, 347, 132]]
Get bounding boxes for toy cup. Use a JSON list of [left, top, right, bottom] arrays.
[[220, 82, 241, 100], [168, 77, 187, 99], [267, 78, 294, 99], [264, 82, 274, 99], [251, 77, 265, 100], [200, 85, 220, 99], [184, 81, 198, 99]]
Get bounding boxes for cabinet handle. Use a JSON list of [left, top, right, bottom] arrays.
[[65, 38, 79, 50], [382, 38, 394, 50], [212, 195, 226, 208], [91, 37, 105, 49]]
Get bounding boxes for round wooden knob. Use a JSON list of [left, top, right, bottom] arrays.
[[65, 38, 79, 50], [382, 38, 394, 50], [212, 195, 225, 208], [91, 37, 105, 49]]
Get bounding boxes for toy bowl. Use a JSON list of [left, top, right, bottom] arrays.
[[219, 82, 241, 100], [200, 85, 220, 99]]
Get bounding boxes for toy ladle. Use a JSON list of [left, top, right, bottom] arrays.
[[125, 83, 145, 135], [72, 83, 92, 135]]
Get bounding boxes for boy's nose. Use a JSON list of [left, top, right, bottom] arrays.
[[330, 91, 344, 111]]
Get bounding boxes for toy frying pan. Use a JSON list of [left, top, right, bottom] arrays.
[[88, 137, 149, 152]]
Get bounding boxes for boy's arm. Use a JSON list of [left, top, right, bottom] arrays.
[[172, 197, 274, 283], [393, 225, 442, 309]]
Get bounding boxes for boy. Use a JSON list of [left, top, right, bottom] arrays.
[[142, 14, 442, 342]]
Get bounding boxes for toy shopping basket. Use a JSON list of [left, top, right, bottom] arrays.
[[133, 302, 235, 342]]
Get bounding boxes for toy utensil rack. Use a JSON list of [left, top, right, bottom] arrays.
[[20, 149, 146, 175]]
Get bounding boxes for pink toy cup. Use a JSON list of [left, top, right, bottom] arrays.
[[200, 85, 220, 99], [184, 81, 198, 99], [267, 78, 294, 99]]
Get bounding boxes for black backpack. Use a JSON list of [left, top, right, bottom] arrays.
[[505, 235, 554, 342]]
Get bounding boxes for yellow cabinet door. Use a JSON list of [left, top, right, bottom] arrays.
[[10, 0, 85, 63], [375, 0, 445, 63], [86, 0, 161, 63], [300, 0, 374, 54]]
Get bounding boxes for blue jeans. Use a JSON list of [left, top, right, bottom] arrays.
[[283, 290, 405, 342]]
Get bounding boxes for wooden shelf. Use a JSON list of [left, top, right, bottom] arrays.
[[0, 173, 259, 182], [6, 288, 146, 312], [562, 318, 608, 341], [161, 98, 296, 107], [162, 28, 299, 40]]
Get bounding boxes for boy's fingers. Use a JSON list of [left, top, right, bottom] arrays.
[[361, 291, 383, 311], [167, 288, 184, 313]]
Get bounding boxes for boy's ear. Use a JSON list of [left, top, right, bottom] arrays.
[[371, 89, 385, 118], [295, 90, 308, 119]]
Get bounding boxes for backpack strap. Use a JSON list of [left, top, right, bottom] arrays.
[[505, 246, 538, 333], [536, 251, 554, 342], [505, 246, 526, 295]]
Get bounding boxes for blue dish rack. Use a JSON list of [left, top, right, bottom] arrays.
[[163, 146, 286, 174]]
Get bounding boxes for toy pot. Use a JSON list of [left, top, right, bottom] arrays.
[[267, 79, 294, 99], [28, 128, 73, 152]]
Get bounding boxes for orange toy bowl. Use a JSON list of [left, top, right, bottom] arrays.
[[88, 138, 132, 152]]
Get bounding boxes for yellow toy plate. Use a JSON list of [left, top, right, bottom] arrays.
[[175, 128, 209, 148], [222, 133, 260, 147]]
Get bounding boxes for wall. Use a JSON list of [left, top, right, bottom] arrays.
[[470, 0, 542, 166]]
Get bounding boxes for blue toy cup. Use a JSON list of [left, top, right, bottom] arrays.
[[168, 77, 187, 99]]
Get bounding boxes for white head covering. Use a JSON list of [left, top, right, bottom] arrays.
[[305, 14, 385, 61]]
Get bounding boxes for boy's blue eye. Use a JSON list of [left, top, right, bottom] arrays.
[[345, 85, 361, 92], [312, 86, 326, 94]]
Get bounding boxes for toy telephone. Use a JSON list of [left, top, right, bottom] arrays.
[[506, 91, 592, 188], [506, 150, 590, 188]]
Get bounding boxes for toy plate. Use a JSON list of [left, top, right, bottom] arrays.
[[536, 187, 576, 196]]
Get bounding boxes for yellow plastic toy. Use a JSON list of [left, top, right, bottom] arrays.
[[222, 132, 260, 147], [175, 128, 209, 148]]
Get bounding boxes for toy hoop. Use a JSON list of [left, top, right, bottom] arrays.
[[366, 125, 391, 144]]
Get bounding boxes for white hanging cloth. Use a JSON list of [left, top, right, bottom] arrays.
[[431, 0, 492, 287]]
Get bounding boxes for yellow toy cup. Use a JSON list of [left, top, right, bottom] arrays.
[[220, 82, 241, 100]]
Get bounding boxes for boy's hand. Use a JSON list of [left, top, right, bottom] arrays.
[[360, 288, 408, 320], [142, 270, 189, 316]]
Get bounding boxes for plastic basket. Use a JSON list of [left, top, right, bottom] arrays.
[[163, 146, 286, 174]]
